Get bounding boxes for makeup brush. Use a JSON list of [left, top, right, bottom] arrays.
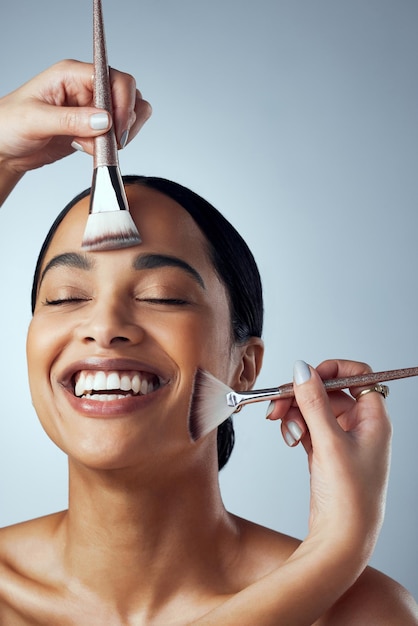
[[81, 0, 141, 251], [188, 366, 418, 440]]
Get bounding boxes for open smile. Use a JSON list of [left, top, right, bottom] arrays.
[[74, 369, 161, 402], [58, 358, 170, 415]]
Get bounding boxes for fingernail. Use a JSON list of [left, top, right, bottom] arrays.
[[89, 112, 110, 130], [120, 129, 129, 149], [287, 420, 303, 441], [71, 141, 85, 153], [265, 401, 275, 419], [293, 360, 311, 385], [284, 430, 297, 447]]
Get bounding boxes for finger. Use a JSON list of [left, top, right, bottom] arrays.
[[109, 68, 152, 146], [278, 388, 358, 447], [121, 91, 152, 147], [110, 69, 138, 145], [265, 396, 293, 421], [292, 360, 343, 446], [315, 358, 381, 409], [315, 358, 371, 378], [32, 102, 112, 140], [315, 358, 373, 395], [280, 415, 307, 447]]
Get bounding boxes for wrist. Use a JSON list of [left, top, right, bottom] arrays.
[[302, 519, 377, 587], [0, 158, 25, 206]]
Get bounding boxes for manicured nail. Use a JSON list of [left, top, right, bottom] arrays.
[[284, 430, 297, 447], [89, 112, 110, 130], [120, 129, 129, 149], [265, 401, 275, 419], [71, 141, 85, 153], [293, 360, 311, 385], [287, 420, 303, 441]]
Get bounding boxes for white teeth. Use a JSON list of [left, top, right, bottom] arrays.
[[87, 393, 128, 402], [75, 372, 86, 397], [132, 374, 141, 394], [107, 372, 121, 390], [74, 370, 159, 399], [86, 373, 95, 392], [93, 371, 107, 391], [120, 374, 132, 391]]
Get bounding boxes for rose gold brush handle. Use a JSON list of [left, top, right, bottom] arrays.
[[228, 366, 418, 407], [93, 0, 118, 167]]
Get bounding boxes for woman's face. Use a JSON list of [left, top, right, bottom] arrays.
[[27, 186, 246, 472]]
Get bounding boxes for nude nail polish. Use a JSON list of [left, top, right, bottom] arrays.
[[71, 141, 85, 153], [265, 401, 275, 419], [293, 360, 311, 385], [120, 129, 129, 149], [287, 420, 303, 441], [284, 430, 297, 447], [89, 112, 109, 130]]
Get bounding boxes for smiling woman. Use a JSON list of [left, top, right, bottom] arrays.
[[0, 60, 417, 625], [30, 175, 265, 471]]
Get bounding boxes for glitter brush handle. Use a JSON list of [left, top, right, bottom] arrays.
[[228, 366, 418, 408], [93, 0, 118, 167]]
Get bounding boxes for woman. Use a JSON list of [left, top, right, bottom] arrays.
[[0, 60, 416, 625]]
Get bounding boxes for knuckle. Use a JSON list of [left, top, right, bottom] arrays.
[[298, 389, 326, 415], [59, 110, 79, 134], [357, 360, 372, 373], [126, 73, 137, 90], [52, 59, 77, 74]]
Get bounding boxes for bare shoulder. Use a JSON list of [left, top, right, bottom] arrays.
[[0, 513, 66, 621], [317, 565, 418, 625], [229, 514, 302, 582], [231, 515, 417, 624], [0, 511, 64, 564]]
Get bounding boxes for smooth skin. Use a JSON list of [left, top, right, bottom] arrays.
[[0, 61, 417, 625]]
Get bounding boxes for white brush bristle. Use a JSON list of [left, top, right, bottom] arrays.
[[81, 210, 141, 251], [188, 369, 235, 441]]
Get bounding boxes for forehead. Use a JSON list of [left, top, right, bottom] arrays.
[[42, 185, 211, 270]]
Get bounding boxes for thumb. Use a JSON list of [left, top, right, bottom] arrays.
[[35, 103, 112, 138], [292, 360, 341, 445]]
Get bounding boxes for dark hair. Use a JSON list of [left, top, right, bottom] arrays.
[[31, 176, 264, 470]]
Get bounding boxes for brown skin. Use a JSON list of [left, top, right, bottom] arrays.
[[0, 187, 416, 625]]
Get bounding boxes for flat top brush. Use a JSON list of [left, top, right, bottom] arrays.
[[81, 0, 141, 251], [188, 366, 418, 440]]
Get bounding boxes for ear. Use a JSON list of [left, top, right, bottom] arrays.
[[231, 337, 264, 391]]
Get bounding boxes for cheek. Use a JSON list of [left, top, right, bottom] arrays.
[[152, 306, 233, 379], [26, 317, 65, 403], [26, 320, 47, 413]]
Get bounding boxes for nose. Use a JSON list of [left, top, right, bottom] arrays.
[[76, 299, 144, 348]]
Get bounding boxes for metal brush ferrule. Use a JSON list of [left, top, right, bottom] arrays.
[[90, 165, 129, 214], [227, 385, 294, 409]]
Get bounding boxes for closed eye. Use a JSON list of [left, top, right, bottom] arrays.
[[43, 297, 91, 306], [138, 298, 190, 306]]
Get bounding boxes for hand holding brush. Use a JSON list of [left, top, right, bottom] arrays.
[[194, 359, 395, 623], [189, 361, 418, 440], [0, 59, 150, 207]]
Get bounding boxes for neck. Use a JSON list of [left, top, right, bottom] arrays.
[[57, 449, 239, 615]]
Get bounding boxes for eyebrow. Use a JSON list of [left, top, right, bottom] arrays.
[[39, 252, 93, 287], [38, 251, 206, 290], [133, 253, 206, 289]]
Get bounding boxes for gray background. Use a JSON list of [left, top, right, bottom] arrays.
[[1, 0, 417, 599]]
